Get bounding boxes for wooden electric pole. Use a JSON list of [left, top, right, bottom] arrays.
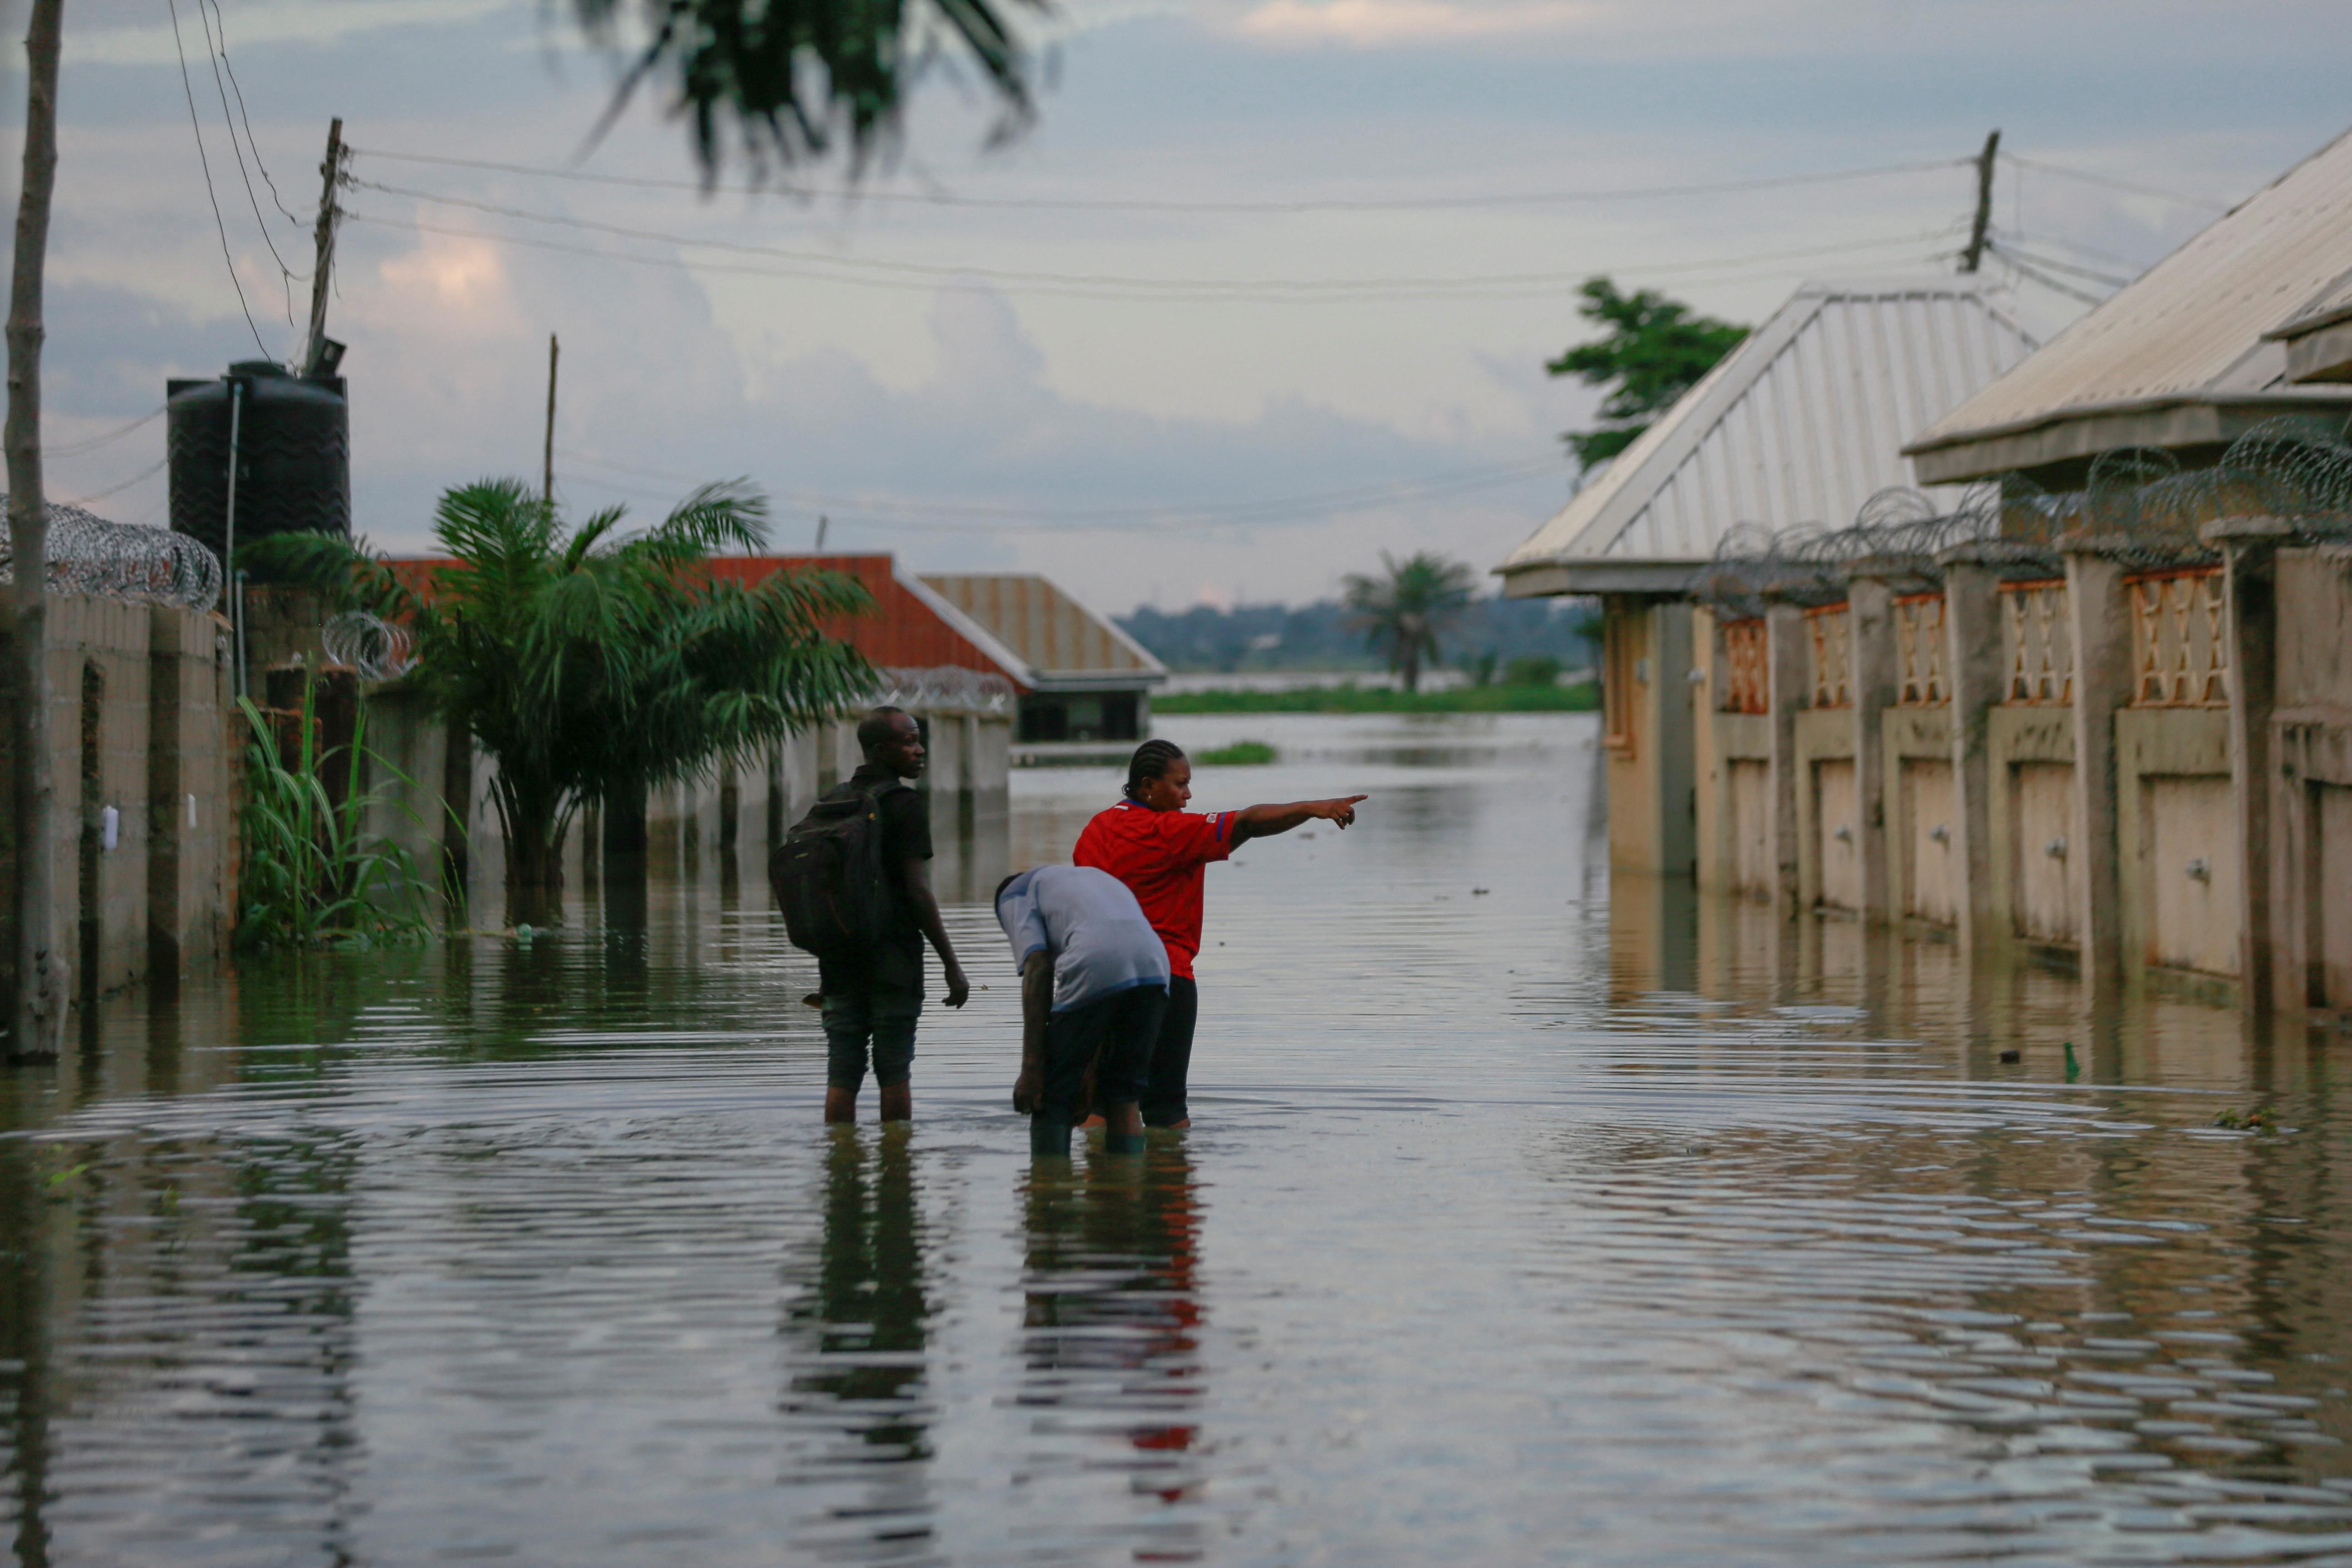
[[7, 0, 67, 1058], [1961, 128, 2000, 274], [304, 118, 346, 375], [543, 334, 558, 505]]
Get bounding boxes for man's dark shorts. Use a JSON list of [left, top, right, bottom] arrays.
[[1039, 983, 1169, 1122], [821, 953, 923, 1092]]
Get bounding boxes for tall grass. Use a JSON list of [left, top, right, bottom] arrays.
[[236, 683, 432, 950]]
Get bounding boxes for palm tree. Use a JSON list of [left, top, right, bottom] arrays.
[[264, 478, 875, 926], [578, 0, 1039, 176], [1342, 551, 1475, 695]]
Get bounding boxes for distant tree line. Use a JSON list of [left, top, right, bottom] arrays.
[[1119, 592, 1597, 676]]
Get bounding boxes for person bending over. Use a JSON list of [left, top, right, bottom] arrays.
[[1074, 739, 1365, 1129], [996, 864, 1171, 1157], [821, 707, 970, 1125]]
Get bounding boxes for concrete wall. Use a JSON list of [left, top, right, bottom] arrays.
[[0, 594, 237, 1024], [1983, 706, 2077, 951], [1793, 707, 1856, 912], [1690, 607, 1775, 898], [2267, 543, 2352, 1014], [1882, 706, 1955, 929], [1599, 596, 1696, 878], [2114, 706, 2238, 980], [360, 694, 1014, 927]]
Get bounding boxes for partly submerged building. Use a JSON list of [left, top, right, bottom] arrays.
[[1495, 275, 2040, 877], [921, 573, 1167, 745], [1905, 129, 2352, 489]]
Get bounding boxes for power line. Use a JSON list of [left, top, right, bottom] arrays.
[[350, 209, 1947, 304], [60, 457, 168, 510], [1987, 243, 2109, 307], [2000, 153, 2230, 211], [165, 0, 269, 358], [1986, 237, 2129, 288], [204, 0, 306, 230], [345, 189, 1948, 300], [194, 0, 305, 328], [554, 444, 1566, 524], [349, 146, 1973, 215], [42, 406, 165, 459]]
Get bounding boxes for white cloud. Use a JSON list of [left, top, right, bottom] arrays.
[[1230, 0, 1600, 46], [64, 0, 524, 67]]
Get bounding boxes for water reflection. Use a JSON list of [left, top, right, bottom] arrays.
[[0, 714, 2346, 1564], [779, 1127, 938, 1563], [1014, 1143, 1209, 1562]]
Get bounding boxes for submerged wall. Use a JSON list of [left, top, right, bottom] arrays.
[[0, 593, 238, 1038]]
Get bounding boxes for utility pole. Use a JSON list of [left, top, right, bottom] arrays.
[[542, 333, 558, 506], [303, 118, 347, 376], [7, 0, 67, 1059], [1961, 128, 2000, 274]]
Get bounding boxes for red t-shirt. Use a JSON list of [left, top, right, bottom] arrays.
[[1072, 801, 1236, 979]]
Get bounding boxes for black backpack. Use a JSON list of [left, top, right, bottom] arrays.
[[769, 777, 905, 960]]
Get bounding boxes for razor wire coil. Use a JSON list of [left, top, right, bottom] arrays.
[[0, 499, 224, 611]]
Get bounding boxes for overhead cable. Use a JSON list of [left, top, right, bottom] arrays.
[[345, 193, 1949, 301], [204, 0, 305, 230], [195, 0, 306, 328], [1985, 238, 2130, 288], [164, 0, 269, 357], [2001, 153, 2230, 211], [349, 146, 1973, 214], [43, 406, 166, 459], [61, 457, 169, 510], [555, 444, 1565, 524], [1988, 244, 2109, 307]]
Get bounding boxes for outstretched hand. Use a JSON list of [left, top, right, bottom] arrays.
[[1317, 795, 1369, 828]]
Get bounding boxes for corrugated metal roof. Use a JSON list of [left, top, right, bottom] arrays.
[[1908, 128, 2352, 466], [706, 555, 1039, 691], [921, 573, 1166, 688], [1499, 276, 2037, 584]]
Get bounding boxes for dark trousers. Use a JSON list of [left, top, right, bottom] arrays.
[[820, 969, 922, 1091], [1141, 975, 1198, 1128], [1039, 983, 1169, 1125]]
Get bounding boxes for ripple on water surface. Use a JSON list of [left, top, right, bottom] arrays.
[[0, 713, 2345, 1566]]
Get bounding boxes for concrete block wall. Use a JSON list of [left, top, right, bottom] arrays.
[[0, 593, 236, 1021]]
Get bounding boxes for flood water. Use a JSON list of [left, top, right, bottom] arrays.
[[2, 712, 2348, 1566]]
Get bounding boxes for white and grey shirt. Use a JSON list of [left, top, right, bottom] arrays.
[[995, 865, 1171, 1014]]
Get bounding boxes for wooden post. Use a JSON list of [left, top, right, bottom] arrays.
[[542, 334, 559, 506], [303, 118, 343, 374], [7, 0, 68, 1059]]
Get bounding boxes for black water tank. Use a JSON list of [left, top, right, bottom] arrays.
[[167, 359, 349, 566]]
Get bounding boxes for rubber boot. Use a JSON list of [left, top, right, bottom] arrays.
[[1030, 1117, 1072, 1158]]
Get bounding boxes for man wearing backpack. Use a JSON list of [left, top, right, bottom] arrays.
[[775, 706, 970, 1124]]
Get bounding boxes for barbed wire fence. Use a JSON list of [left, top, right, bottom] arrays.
[[0, 500, 223, 611], [1692, 416, 2352, 617]]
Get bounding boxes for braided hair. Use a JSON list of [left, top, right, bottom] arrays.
[[1123, 739, 1187, 803]]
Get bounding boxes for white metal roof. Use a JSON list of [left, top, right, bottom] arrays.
[[1907, 127, 2352, 476], [1499, 275, 2037, 592]]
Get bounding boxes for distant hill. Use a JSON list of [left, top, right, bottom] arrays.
[[1117, 595, 1597, 676]]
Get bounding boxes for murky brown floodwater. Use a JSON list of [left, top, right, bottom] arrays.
[[0, 712, 2346, 1566]]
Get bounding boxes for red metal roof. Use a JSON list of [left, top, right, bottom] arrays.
[[387, 552, 1030, 692]]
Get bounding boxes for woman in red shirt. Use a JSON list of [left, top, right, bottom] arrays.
[[1074, 739, 1367, 1128]]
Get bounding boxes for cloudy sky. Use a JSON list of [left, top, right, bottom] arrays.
[[7, 0, 2351, 612]]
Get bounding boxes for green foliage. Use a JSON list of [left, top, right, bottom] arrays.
[[249, 478, 877, 921], [1547, 278, 1749, 472], [1340, 552, 1477, 695], [1503, 654, 1562, 688], [1195, 740, 1277, 765], [1156, 681, 1599, 715], [236, 688, 432, 951], [573, 0, 1040, 178]]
